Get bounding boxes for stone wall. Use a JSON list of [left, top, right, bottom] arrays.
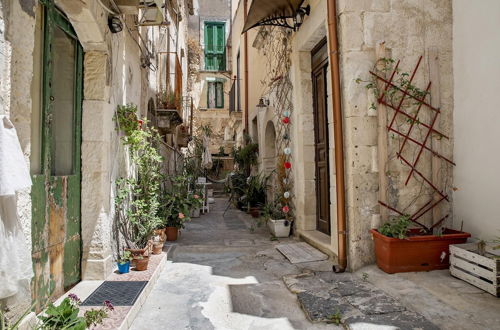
[[336, 0, 454, 270]]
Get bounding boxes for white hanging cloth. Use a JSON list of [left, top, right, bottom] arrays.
[[201, 134, 213, 169], [0, 115, 33, 299]]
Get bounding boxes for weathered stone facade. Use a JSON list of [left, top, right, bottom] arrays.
[[231, 0, 454, 271], [0, 0, 190, 321]]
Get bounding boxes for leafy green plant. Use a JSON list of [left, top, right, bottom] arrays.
[[83, 301, 113, 328], [232, 136, 259, 176], [160, 176, 192, 229], [115, 104, 140, 137], [37, 295, 86, 330], [262, 197, 286, 220], [118, 251, 133, 265], [327, 310, 342, 325], [114, 110, 164, 250], [157, 89, 179, 109], [245, 174, 268, 208], [379, 215, 412, 239]]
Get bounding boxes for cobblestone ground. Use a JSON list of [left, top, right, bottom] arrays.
[[130, 198, 338, 330]]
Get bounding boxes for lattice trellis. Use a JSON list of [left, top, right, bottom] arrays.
[[370, 56, 455, 232]]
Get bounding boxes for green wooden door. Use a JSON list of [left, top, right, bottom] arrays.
[[31, 1, 83, 311]]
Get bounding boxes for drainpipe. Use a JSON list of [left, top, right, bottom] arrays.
[[243, 0, 249, 134], [327, 0, 347, 272]]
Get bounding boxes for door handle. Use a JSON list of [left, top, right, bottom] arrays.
[[50, 96, 55, 102]]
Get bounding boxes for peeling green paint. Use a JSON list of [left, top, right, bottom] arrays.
[[30, 0, 82, 312]]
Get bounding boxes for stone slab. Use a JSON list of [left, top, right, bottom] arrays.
[[276, 242, 329, 264]]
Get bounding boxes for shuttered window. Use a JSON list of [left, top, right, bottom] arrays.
[[208, 81, 224, 108], [204, 22, 226, 71]]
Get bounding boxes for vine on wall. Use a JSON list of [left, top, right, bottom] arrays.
[[258, 27, 294, 224]]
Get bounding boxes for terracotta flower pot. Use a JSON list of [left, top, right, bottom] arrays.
[[152, 243, 163, 255], [134, 257, 149, 271], [249, 207, 260, 218], [165, 226, 179, 241], [370, 228, 470, 274]]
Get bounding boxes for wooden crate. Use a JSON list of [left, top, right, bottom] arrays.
[[450, 243, 500, 296]]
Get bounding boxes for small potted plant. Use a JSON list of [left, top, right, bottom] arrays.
[[189, 193, 203, 218], [263, 198, 291, 238], [134, 254, 150, 271], [370, 215, 470, 273], [117, 250, 133, 274], [152, 235, 164, 255]]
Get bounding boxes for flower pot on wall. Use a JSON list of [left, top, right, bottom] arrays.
[[370, 228, 471, 274], [166, 226, 179, 241], [134, 256, 149, 271], [117, 261, 130, 274], [268, 219, 291, 238], [152, 243, 163, 255]]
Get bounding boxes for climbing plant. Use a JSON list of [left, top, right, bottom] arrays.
[[258, 26, 295, 225]]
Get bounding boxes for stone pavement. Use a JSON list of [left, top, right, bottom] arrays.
[[129, 198, 338, 330], [283, 272, 438, 330]]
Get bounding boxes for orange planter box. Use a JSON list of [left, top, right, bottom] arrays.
[[370, 228, 470, 274]]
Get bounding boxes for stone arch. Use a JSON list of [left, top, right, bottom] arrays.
[[264, 120, 277, 161]]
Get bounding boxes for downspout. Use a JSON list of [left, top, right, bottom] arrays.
[[327, 0, 347, 272], [243, 0, 249, 133]]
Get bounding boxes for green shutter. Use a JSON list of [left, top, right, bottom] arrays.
[[205, 22, 226, 71]]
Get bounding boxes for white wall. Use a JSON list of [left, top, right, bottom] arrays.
[[453, 0, 500, 241]]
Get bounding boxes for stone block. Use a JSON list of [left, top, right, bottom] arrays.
[[347, 145, 375, 174], [82, 100, 113, 142], [84, 51, 110, 101], [345, 116, 378, 146], [338, 0, 390, 13], [339, 51, 373, 117], [82, 141, 111, 172], [338, 13, 364, 51], [363, 12, 392, 49]]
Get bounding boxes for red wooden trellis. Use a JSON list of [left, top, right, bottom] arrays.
[[369, 56, 455, 232]]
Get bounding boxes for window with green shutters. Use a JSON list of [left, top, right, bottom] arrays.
[[204, 22, 226, 71], [207, 81, 224, 108]]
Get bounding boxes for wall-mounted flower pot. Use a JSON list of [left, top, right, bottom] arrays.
[[117, 261, 130, 274], [370, 228, 471, 274], [152, 243, 163, 255], [268, 219, 291, 238], [134, 257, 149, 271], [166, 226, 179, 241]]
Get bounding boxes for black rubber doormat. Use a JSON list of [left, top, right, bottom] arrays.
[[81, 281, 147, 306]]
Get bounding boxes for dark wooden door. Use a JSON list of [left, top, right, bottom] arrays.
[[312, 40, 331, 235]]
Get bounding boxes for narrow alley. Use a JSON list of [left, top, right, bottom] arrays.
[[130, 199, 337, 330], [1, 0, 500, 329]]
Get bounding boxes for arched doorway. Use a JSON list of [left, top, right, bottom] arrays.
[[264, 120, 277, 200]]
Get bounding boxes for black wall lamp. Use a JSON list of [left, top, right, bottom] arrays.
[[108, 16, 123, 33]]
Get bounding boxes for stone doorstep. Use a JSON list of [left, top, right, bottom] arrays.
[[33, 250, 169, 330]]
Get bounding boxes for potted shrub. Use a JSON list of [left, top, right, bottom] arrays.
[[114, 118, 164, 269], [263, 200, 290, 238], [117, 250, 133, 274], [161, 176, 192, 241], [370, 215, 470, 273], [245, 174, 268, 218]]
